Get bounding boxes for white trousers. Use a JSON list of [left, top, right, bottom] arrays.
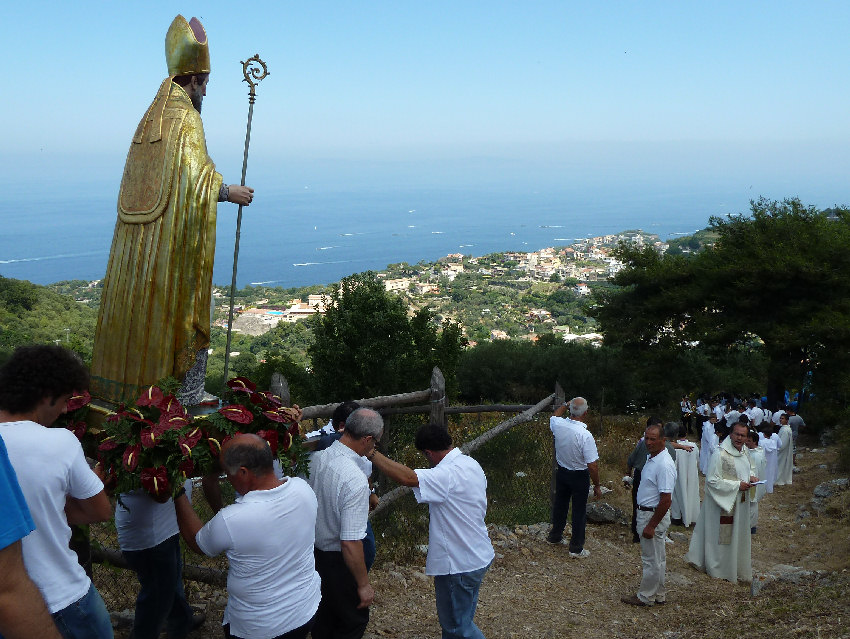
[[750, 501, 759, 529], [636, 509, 671, 605]]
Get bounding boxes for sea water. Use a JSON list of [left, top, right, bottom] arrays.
[[0, 173, 839, 289]]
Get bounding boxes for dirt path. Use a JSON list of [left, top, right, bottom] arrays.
[[363, 444, 849, 639], [113, 444, 849, 638]]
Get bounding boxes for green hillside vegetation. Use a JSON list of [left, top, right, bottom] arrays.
[[664, 227, 719, 255], [0, 275, 98, 364]]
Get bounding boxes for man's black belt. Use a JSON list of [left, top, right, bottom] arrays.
[[637, 505, 656, 512]]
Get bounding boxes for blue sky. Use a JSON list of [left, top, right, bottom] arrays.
[[2, 2, 849, 201]]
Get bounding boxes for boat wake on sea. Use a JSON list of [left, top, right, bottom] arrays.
[[0, 250, 106, 264], [293, 259, 356, 267]]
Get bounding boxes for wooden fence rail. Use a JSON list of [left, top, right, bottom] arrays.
[[91, 370, 562, 586], [369, 388, 557, 518], [377, 404, 536, 417], [300, 368, 446, 427]]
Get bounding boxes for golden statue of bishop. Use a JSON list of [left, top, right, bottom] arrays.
[[91, 15, 254, 406]]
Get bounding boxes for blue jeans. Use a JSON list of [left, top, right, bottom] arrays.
[[51, 582, 113, 639], [549, 467, 590, 553], [122, 535, 194, 639], [434, 563, 490, 639]]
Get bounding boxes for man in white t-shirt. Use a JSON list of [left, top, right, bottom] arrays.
[[117, 487, 204, 639], [712, 399, 724, 421], [724, 404, 742, 429], [696, 399, 711, 423], [746, 400, 765, 428], [622, 423, 677, 606], [370, 423, 494, 639], [176, 434, 321, 639], [0, 345, 113, 639]]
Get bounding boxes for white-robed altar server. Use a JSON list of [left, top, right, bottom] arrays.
[[685, 422, 756, 584], [670, 425, 700, 527], [745, 430, 767, 534], [775, 414, 794, 486], [759, 425, 782, 493], [698, 416, 718, 475]]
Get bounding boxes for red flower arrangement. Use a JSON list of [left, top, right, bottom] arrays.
[[53, 390, 95, 449], [96, 386, 216, 500], [199, 377, 309, 478], [95, 376, 308, 500]]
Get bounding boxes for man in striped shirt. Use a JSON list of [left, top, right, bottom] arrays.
[[308, 408, 384, 639]]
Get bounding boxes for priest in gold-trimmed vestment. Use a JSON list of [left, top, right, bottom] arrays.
[[685, 422, 756, 583], [92, 15, 253, 406]]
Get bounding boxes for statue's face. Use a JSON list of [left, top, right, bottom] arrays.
[[190, 76, 208, 113]]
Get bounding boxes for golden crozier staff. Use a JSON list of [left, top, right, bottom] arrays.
[[223, 54, 269, 388]]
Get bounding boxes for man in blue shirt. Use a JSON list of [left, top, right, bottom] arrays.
[[0, 434, 62, 639]]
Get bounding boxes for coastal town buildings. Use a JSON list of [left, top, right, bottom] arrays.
[[220, 229, 661, 341]]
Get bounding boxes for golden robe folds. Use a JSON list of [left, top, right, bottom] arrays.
[[91, 81, 222, 405]]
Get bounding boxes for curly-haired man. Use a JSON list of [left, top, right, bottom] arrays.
[[0, 345, 113, 639]]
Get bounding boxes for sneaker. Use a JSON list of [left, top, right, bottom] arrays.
[[546, 530, 564, 545], [191, 613, 207, 630], [664, 535, 674, 545], [172, 613, 206, 638], [569, 549, 590, 558], [620, 594, 648, 607]]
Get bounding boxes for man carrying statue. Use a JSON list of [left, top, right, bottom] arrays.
[[91, 14, 254, 408]]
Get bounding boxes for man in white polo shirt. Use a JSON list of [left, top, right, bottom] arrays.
[[370, 423, 494, 639], [546, 396, 601, 557], [176, 434, 321, 639], [308, 408, 382, 639], [621, 422, 677, 607]]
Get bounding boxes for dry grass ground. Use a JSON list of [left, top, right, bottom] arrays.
[[359, 442, 849, 639], [107, 424, 850, 639]]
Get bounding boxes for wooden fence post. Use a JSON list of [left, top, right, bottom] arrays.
[[271, 372, 290, 407], [430, 366, 446, 428], [551, 381, 565, 515]]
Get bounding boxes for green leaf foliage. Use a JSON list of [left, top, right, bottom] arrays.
[[308, 272, 466, 400], [0, 275, 98, 364], [592, 197, 850, 408]]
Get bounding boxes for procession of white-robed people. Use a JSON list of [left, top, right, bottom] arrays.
[[618, 393, 801, 606]]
